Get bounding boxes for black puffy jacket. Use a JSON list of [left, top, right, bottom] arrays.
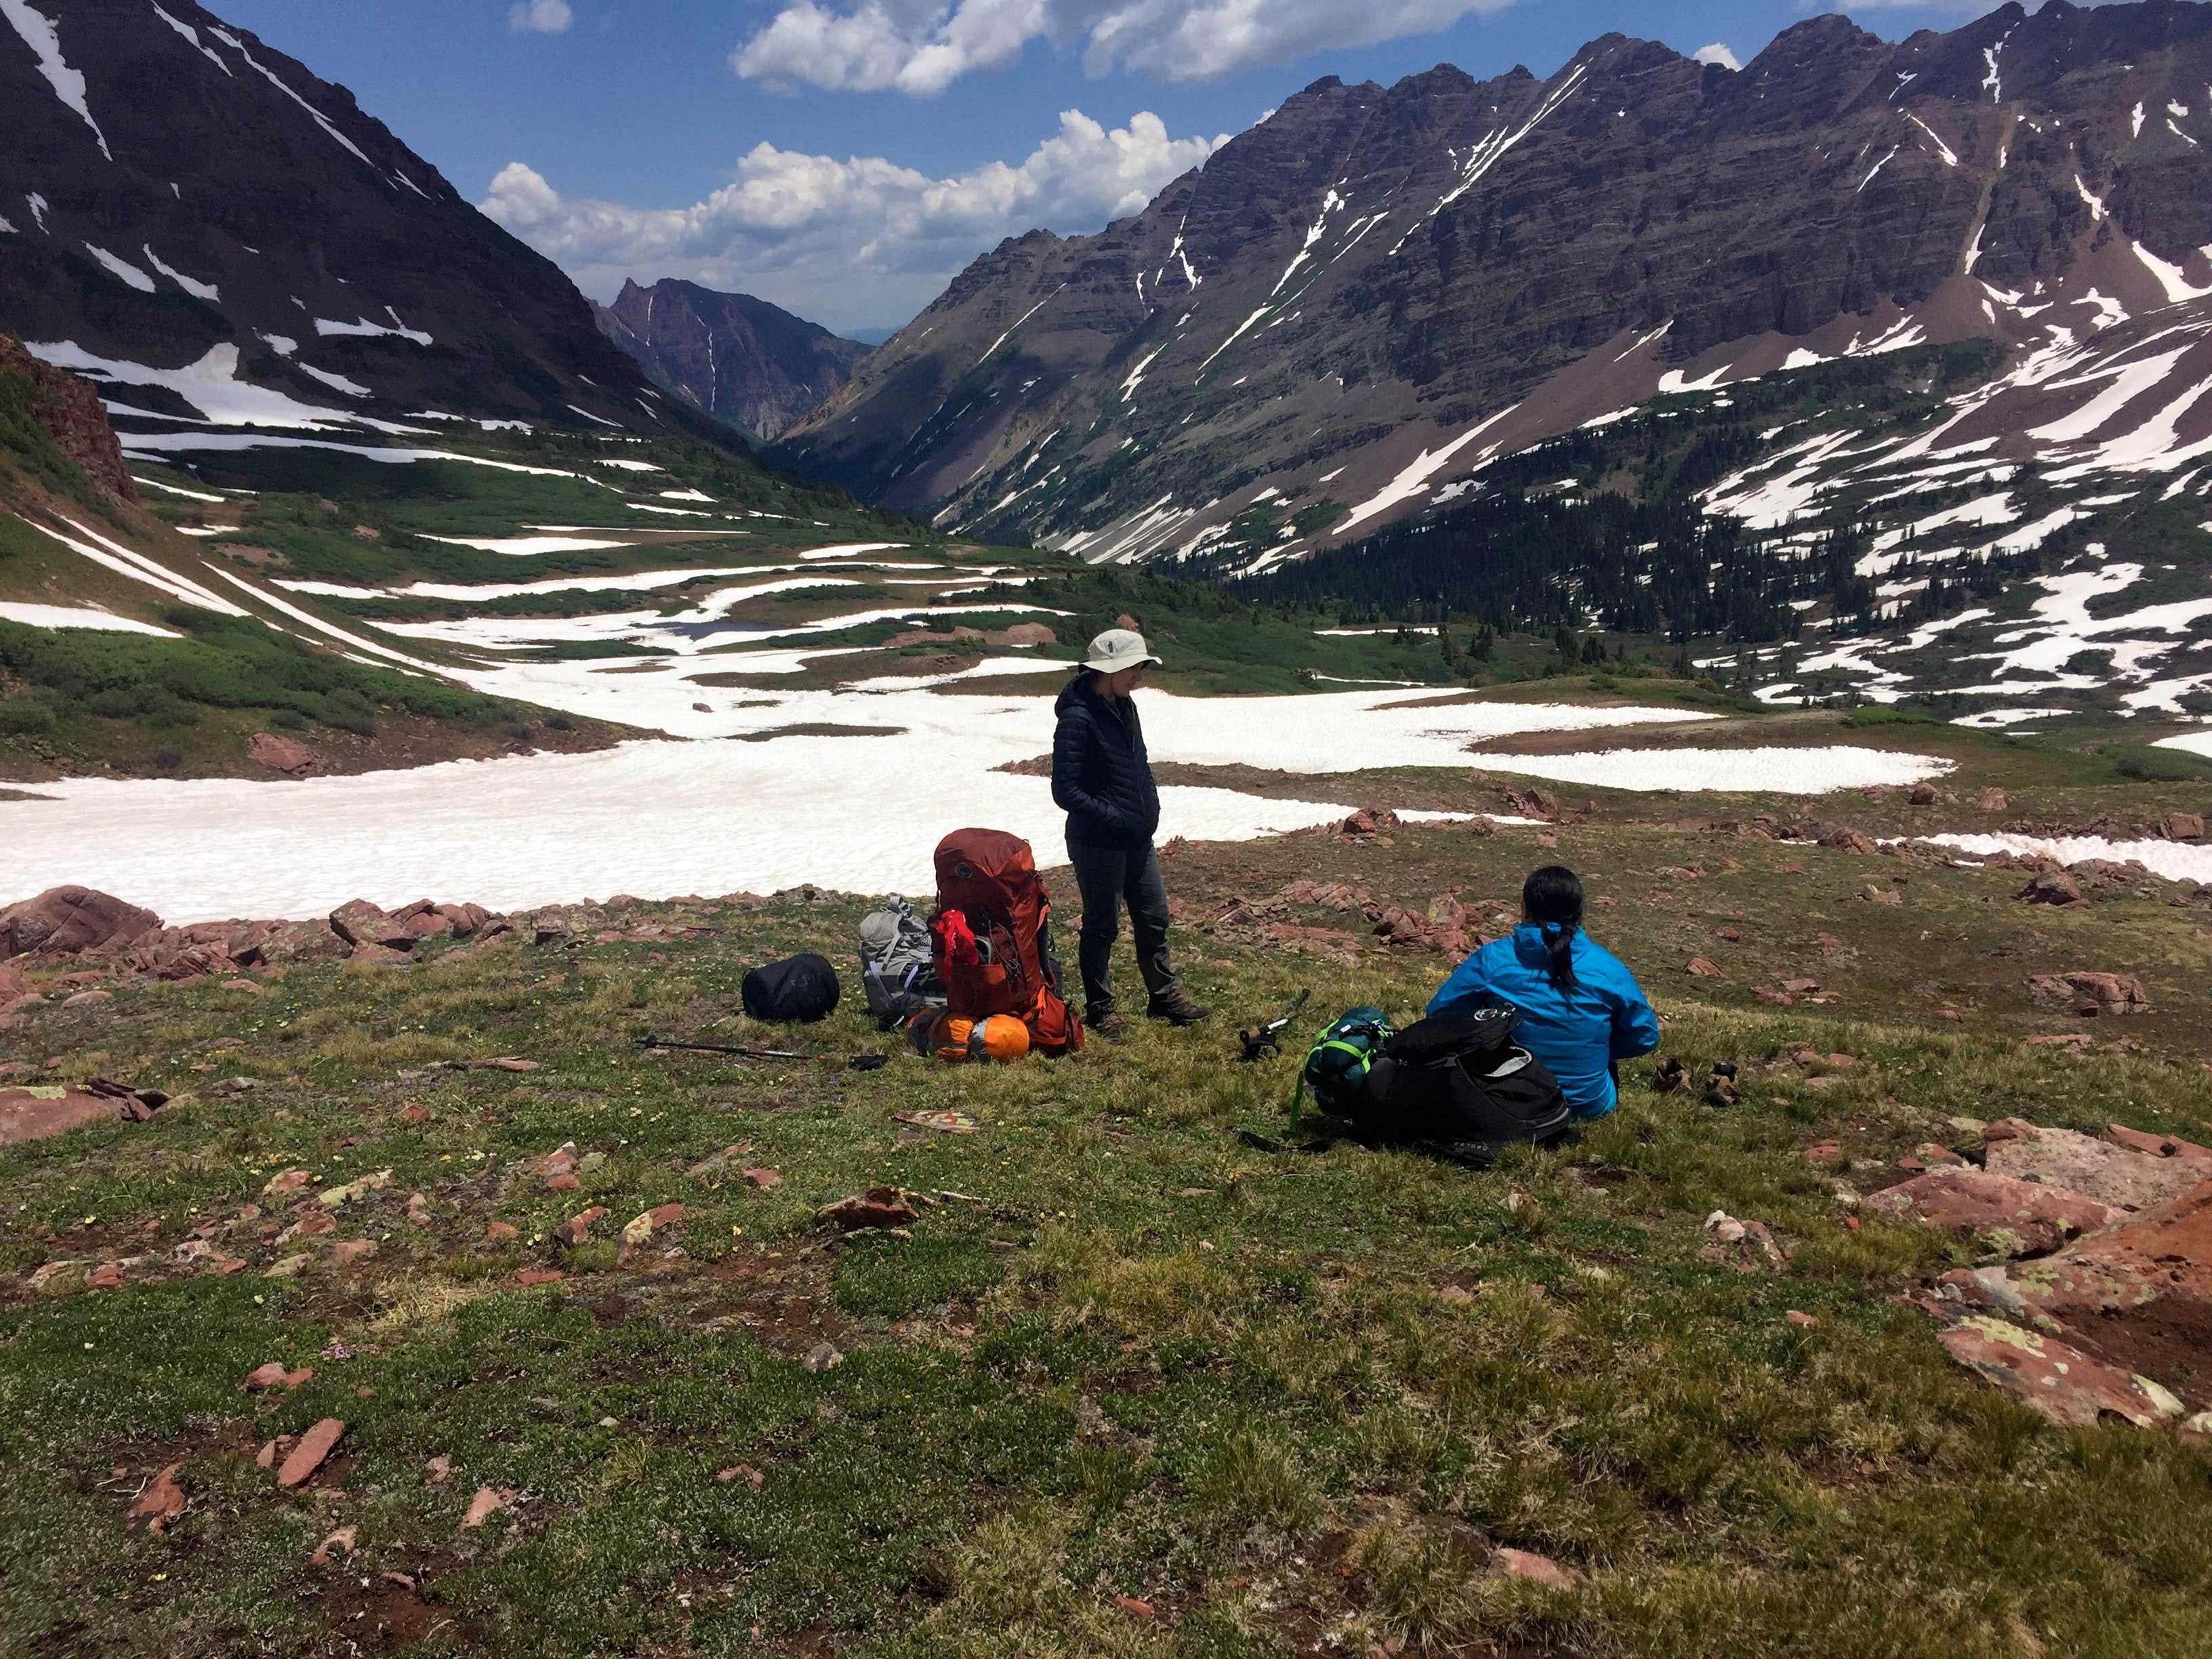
[[1051, 674, 1160, 850]]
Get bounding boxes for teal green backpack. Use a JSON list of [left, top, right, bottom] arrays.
[[1294, 1006, 1397, 1126]]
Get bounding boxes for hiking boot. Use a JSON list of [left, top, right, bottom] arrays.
[[1086, 1010, 1130, 1040], [1145, 985, 1212, 1026]]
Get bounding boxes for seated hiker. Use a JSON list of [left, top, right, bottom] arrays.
[[1050, 627, 1210, 1038], [1426, 865, 1658, 1117]]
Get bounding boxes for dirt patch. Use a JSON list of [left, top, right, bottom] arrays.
[[735, 724, 907, 743]]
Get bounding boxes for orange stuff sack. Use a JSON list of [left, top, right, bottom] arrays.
[[910, 1011, 1031, 1063], [928, 829, 1083, 1057]]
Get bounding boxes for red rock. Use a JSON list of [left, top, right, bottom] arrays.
[[819, 1187, 919, 1231], [2017, 869, 2086, 907], [1978, 787, 2007, 811], [255, 1439, 283, 1469], [546, 1172, 580, 1192], [743, 1167, 782, 1189], [1983, 1121, 2206, 1214], [1803, 1139, 1842, 1162], [425, 1454, 451, 1486], [1713, 926, 1741, 941], [485, 1221, 520, 1242], [128, 1463, 186, 1532], [1785, 1310, 1818, 1328], [2009, 1179, 2212, 1387], [1780, 977, 1820, 994], [1865, 1168, 2113, 1257], [0, 886, 163, 957], [515, 1268, 565, 1286], [399, 1105, 431, 1124], [1937, 1314, 2182, 1429], [2026, 971, 2151, 1017], [1491, 1547, 1584, 1589], [1683, 956, 1727, 979], [462, 1486, 515, 1529], [2104, 1124, 2212, 1167], [325, 1240, 379, 1269], [1912, 1143, 1969, 1168], [247, 733, 319, 777], [2166, 813, 2205, 842], [276, 1419, 345, 1488], [0, 1085, 122, 1146], [557, 1206, 607, 1246], [1908, 783, 1939, 806], [1112, 1595, 1155, 1618], [1820, 830, 1879, 856], [263, 1169, 313, 1195], [716, 1462, 766, 1488], [86, 1262, 123, 1290], [242, 1361, 291, 1391], [621, 1202, 685, 1248], [310, 1525, 357, 1565], [283, 1368, 314, 1389], [62, 989, 112, 1008]]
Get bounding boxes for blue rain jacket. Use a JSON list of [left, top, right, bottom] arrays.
[[1427, 924, 1660, 1116]]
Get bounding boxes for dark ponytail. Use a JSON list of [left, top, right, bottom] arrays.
[[1522, 865, 1584, 994]]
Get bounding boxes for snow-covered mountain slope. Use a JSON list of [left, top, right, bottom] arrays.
[[773, 0, 2212, 571], [0, 0, 676, 434]]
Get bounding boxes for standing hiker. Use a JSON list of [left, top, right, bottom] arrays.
[[1051, 628, 1210, 1038], [1427, 865, 1658, 1117]]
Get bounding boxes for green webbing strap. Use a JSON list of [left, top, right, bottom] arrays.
[[1291, 1036, 1373, 1128]]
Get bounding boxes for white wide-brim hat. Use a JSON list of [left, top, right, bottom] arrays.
[[1082, 628, 1162, 674]]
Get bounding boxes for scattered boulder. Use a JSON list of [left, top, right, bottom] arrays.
[[1908, 782, 1939, 806], [2027, 972, 2151, 1017], [2104, 1124, 2212, 1168], [1978, 787, 2007, 812], [1337, 806, 1401, 838], [1683, 956, 1727, 979], [2007, 1180, 2212, 1388], [1820, 829, 1879, 856], [1982, 1120, 2207, 1214], [327, 901, 418, 953], [1937, 1314, 2184, 1429], [2016, 870, 2087, 907], [2167, 813, 2205, 842], [0, 1083, 147, 1145], [0, 886, 163, 956], [1866, 1168, 2113, 1256], [1498, 786, 1559, 820], [247, 733, 319, 777]]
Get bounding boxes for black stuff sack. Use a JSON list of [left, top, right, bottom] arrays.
[[741, 953, 842, 1023], [1355, 1004, 1572, 1166]]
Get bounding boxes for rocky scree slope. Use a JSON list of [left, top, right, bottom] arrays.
[[596, 279, 871, 444], [0, 0, 676, 432], [775, 0, 2212, 568]]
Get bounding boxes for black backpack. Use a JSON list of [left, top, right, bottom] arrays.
[[1354, 1004, 1574, 1167], [741, 953, 841, 1023]]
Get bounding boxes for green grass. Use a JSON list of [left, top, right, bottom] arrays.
[[6, 788, 2211, 1656]]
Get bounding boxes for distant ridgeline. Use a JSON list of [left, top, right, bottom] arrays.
[[1237, 342, 2036, 647]]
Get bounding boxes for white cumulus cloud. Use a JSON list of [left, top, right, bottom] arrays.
[[509, 0, 573, 34], [733, 0, 1519, 94], [1692, 41, 1740, 70], [480, 108, 1228, 333]]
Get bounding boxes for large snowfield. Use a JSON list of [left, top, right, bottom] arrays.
[[0, 674, 1954, 921]]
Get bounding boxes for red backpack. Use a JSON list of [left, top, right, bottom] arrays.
[[928, 829, 1083, 1057]]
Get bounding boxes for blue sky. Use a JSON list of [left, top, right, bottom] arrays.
[[217, 0, 2009, 334]]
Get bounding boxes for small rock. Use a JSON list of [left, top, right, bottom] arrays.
[[1713, 926, 1740, 941], [264, 1254, 310, 1279], [1684, 956, 1727, 979], [1112, 1595, 1155, 1618], [1938, 1314, 2184, 1429], [276, 1419, 345, 1488], [309, 1525, 356, 1567], [241, 1362, 291, 1391], [485, 1221, 520, 1242], [1908, 783, 1938, 806], [804, 1340, 844, 1373], [546, 1172, 580, 1192], [1784, 1310, 1818, 1328], [819, 1188, 918, 1232], [742, 1167, 781, 1189], [1862, 884, 1902, 907], [2166, 812, 2205, 842], [128, 1463, 187, 1532], [461, 1486, 516, 1529], [1491, 1547, 1584, 1590], [1704, 1210, 1748, 1245], [515, 1268, 565, 1286], [716, 1462, 765, 1490], [426, 1455, 452, 1485], [62, 989, 112, 1008], [557, 1206, 608, 1246], [325, 1240, 378, 1269], [86, 1261, 123, 1290]]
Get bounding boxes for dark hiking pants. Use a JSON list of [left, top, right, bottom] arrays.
[[1066, 839, 1180, 1019]]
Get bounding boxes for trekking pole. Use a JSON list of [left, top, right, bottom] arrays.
[[1237, 989, 1311, 1063], [634, 1035, 819, 1062]]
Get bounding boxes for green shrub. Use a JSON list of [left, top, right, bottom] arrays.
[[0, 691, 58, 733], [85, 686, 143, 719]]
